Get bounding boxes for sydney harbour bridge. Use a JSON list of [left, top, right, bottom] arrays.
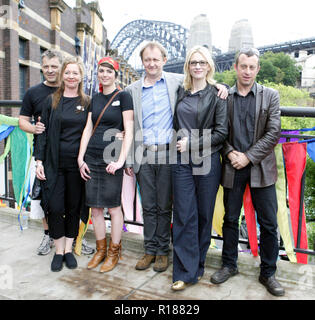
[[110, 19, 315, 74]]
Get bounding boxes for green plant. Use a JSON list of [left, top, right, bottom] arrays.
[[257, 52, 302, 86], [305, 156, 315, 222], [263, 81, 313, 106], [214, 68, 236, 87], [306, 222, 315, 251]]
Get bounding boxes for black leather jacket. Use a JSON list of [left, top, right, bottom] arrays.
[[173, 84, 228, 157]]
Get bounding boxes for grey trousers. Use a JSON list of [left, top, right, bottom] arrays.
[[136, 162, 172, 256]]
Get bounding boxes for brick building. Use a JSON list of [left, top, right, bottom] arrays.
[[0, 0, 139, 206], [0, 0, 139, 117]]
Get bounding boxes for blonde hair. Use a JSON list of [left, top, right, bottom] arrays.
[[52, 56, 90, 109], [183, 45, 216, 91]]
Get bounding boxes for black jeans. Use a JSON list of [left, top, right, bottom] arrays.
[[136, 160, 172, 256], [48, 166, 83, 240], [222, 166, 279, 277]]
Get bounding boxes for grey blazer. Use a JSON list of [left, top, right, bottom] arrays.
[[221, 83, 281, 188], [125, 71, 183, 173]]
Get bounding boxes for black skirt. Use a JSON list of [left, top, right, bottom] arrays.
[[84, 153, 123, 208]]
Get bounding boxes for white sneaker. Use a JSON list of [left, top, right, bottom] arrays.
[[37, 234, 51, 255], [72, 238, 95, 255]]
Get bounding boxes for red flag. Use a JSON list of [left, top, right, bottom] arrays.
[[282, 142, 308, 264], [243, 184, 259, 257]]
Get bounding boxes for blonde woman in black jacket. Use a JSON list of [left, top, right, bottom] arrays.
[[171, 46, 228, 291]]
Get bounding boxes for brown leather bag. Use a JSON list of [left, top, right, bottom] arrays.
[[91, 90, 121, 136]]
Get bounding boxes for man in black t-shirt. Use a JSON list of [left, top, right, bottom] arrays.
[[19, 50, 95, 257], [19, 50, 63, 255]]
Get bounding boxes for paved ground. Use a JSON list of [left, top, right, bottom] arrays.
[[0, 213, 315, 304]]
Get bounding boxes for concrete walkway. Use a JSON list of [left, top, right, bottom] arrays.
[[0, 207, 314, 301]]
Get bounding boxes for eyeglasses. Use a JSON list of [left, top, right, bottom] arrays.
[[189, 60, 208, 67]]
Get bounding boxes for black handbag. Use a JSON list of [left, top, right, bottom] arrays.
[[31, 177, 42, 200]]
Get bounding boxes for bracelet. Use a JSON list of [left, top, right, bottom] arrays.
[[79, 162, 85, 169]]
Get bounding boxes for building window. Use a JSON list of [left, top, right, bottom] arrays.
[[40, 47, 46, 82], [40, 70, 45, 83], [40, 47, 46, 62], [40, 47, 46, 56], [19, 38, 27, 60], [19, 65, 27, 99]]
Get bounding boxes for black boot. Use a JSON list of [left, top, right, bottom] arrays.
[[259, 275, 285, 296], [210, 266, 239, 284]]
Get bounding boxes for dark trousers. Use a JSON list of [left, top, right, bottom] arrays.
[[136, 161, 172, 256], [172, 152, 221, 283], [222, 166, 279, 277], [48, 167, 83, 240]]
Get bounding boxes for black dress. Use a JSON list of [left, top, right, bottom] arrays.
[[84, 90, 133, 208]]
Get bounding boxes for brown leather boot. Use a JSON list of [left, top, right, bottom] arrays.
[[135, 254, 156, 270], [153, 255, 169, 272], [99, 239, 121, 273], [87, 238, 107, 270]]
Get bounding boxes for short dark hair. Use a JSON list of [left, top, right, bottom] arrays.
[[98, 62, 119, 78], [41, 49, 63, 65], [235, 47, 260, 65]]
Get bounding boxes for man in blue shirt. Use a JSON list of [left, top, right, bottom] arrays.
[[126, 41, 227, 272], [141, 75, 173, 146]]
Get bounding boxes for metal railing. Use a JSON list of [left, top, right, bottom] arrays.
[[0, 101, 315, 258]]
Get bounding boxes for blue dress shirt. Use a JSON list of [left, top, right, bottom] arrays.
[[141, 75, 173, 145]]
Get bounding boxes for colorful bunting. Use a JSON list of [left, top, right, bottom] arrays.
[[306, 140, 315, 162], [212, 186, 224, 236], [121, 171, 143, 234], [243, 184, 258, 257], [0, 113, 314, 263], [0, 124, 14, 141], [0, 115, 33, 209], [274, 144, 297, 263], [282, 142, 308, 264], [74, 208, 91, 256]]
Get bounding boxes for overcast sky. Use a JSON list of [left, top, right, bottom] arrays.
[[65, 0, 314, 53]]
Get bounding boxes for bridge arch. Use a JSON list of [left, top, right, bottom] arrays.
[[110, 20, 189, 64]]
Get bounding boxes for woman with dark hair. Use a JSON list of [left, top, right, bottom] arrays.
[[78, 57, 134, 273], [35, 56, 90, 272], [171, 46, 228, 290]]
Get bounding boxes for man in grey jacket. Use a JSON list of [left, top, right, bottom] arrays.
[[125, 41, 227, 273], [210, 47, 285, 296]]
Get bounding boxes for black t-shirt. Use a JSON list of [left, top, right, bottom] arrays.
[[86, 90, 133, 159], [176, 92, 199, 133], [20, 82, 57, 147], [59, 96, 89, 161], [20, 82, 57, 122]]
